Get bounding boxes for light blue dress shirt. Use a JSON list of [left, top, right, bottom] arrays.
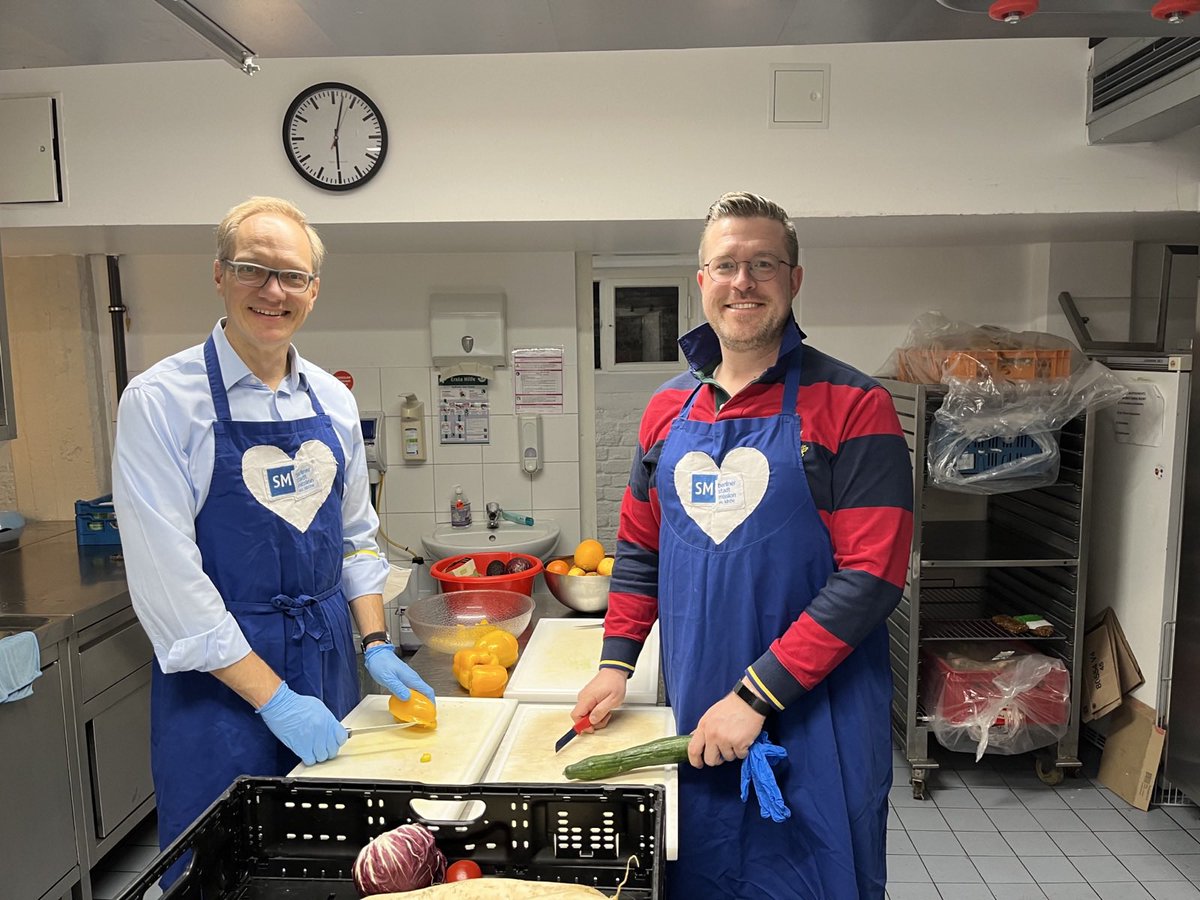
[[112, 320, 389, 673]]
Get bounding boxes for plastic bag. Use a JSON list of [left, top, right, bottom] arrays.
[[922, 642, 1070, 762], [879, 312, 1128, 494]]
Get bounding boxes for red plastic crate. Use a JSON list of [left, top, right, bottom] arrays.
[[922, 642, 1070, 728]]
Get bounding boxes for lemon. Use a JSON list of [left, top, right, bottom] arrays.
[[567, 565, 586, 576], [597, 556, 615, 576], [573, 539, 605, 572]]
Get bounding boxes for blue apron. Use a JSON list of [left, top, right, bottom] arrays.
[[657, 347, 891, 899], [151, 337, 360, 884]]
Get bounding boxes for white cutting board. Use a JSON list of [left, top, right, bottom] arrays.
[[506, 619, 660, 705], [483, 703, 678, 859], [289, 694, 516, 784]]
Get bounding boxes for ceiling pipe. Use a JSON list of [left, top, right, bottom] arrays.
[[152, 0, 259, 75], [106, 257, 129, 399]]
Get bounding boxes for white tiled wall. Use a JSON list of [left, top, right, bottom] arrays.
[[104, 249, 584, 596]]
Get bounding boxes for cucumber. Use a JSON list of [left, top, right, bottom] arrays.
[[562, 734, 692, 781]]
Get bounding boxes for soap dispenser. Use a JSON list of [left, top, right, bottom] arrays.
[[451, 485, 472, 528]]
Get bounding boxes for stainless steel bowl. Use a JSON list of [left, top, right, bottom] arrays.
[[405, 589, 534, 654], [542, 556, 611, 613]]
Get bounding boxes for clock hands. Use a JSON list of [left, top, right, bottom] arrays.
[[332, 95, 345, 180]]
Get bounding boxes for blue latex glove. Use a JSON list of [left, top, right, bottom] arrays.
[[364, 643, 437, 703], [256, 682, 347, 766], [739, 732, 791, 823]]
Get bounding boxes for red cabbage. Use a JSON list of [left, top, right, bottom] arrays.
[[352, 822, 446, 895]]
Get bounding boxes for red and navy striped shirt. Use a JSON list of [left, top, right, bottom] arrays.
[[600, 316, 914, 711]]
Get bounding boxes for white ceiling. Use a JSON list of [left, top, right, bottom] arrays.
[[1, 0, 1197, 71], [2, 1, 1197, 256]]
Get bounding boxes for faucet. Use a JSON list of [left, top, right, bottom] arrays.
[[485, 501, 502, 529]]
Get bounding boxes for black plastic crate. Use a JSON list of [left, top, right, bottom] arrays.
[[115, 776, 664, 899]]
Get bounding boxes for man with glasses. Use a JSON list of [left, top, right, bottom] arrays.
[[112, 196, 433, 886], [574, 192, 912, 898]]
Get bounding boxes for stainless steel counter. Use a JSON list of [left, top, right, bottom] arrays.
[[0, 521, 130, 644], [407, 592, 602, 697]]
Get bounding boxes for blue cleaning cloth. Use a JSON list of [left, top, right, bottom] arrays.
[[739, 732, 791, 822], [0, 631, 42, 703]]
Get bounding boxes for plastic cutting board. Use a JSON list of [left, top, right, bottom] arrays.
[[483, 702, 679, 859], [288, 694, 517, 784], [505, 619, 661, 704]]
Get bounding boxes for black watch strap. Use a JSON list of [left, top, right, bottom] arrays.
[[733, 681, 773, 716], [360, 631, 390, 652]]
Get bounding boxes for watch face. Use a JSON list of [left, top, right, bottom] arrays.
[[283, 82, 387, 191]]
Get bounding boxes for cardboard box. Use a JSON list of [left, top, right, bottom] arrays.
[[1097, 696, 1166, 811], [1082, 618, 1122, 722], [1081, 608, 1145, 722]]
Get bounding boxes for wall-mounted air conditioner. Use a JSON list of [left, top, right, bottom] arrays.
[[1087, 37, 1200, 144]]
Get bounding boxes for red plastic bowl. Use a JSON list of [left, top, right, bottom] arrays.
[[430, 552, 544, 596]]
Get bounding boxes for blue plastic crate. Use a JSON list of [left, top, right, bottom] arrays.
[[954, 434, 1047, 476], [76, 494, 120, 546]]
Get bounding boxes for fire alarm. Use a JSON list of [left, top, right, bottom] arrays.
[[1151, 0, 1200, 23], [988, 0, 1039, 23]]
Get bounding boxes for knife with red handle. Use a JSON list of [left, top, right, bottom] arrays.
[[554, 714, 593, 753]]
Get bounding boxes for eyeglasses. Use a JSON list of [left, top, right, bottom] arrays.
[[221, 259, 315, 293], [702, 254, 794, 284]]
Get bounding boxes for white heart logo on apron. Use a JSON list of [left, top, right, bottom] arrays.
[[673, 447, 770, 545], [242, 440, 337, 533]]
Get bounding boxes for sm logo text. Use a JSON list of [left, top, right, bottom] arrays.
[[267, 464, 297, 498], [691, 473, 717, 504]]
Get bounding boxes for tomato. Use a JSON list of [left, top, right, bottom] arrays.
[[445, 859, 483, 881]]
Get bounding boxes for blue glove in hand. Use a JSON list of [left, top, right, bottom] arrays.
[[256, 682, 347, 767], [364, 643, 437, 703], [739, 732, 791, 823]]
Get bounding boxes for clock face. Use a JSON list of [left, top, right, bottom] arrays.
[[283, 82, 387, 191]]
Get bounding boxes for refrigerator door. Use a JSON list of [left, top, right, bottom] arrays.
[[1086, 369, 1190, 713]]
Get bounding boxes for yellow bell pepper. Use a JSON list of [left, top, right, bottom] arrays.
[[388, 690, 437, 728], [475, 629, 519, 668], [453, 648, 499, 690], [465, 663, 509, 698]]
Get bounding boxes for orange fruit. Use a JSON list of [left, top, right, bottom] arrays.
[[545, 559, 570, 575], [597, 556, 615, 576], [573, 539, 605, 572]]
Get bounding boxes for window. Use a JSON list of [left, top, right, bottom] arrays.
[[593, 263, 698, 372]]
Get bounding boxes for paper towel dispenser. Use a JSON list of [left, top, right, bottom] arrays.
[[430, 293, 506, 367]]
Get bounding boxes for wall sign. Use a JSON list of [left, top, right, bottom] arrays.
[[512, 347, 564, 415], [438, 374, 490, 444]]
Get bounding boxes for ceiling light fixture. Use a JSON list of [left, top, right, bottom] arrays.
[[153, 0, 260, 75]]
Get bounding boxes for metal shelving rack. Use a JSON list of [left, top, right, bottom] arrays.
[[881, 378, 1094, 800]]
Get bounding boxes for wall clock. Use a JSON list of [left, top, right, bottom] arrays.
[[282, 82, 387, 191]]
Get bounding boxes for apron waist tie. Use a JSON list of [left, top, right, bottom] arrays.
[[271, 584, 342, 651]]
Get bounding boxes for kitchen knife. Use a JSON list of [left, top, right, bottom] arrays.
[[345, 721, 421, 738], [554, 714, 593, 753]]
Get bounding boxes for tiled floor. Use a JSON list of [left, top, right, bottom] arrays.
[[89, 742, 1200, 899], [886, 742, 1200, 900], [89, 814, 161, 900]]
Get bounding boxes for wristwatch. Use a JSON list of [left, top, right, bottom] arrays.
[[732, 681, 773, 717], [360, 631, 390, 652]]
